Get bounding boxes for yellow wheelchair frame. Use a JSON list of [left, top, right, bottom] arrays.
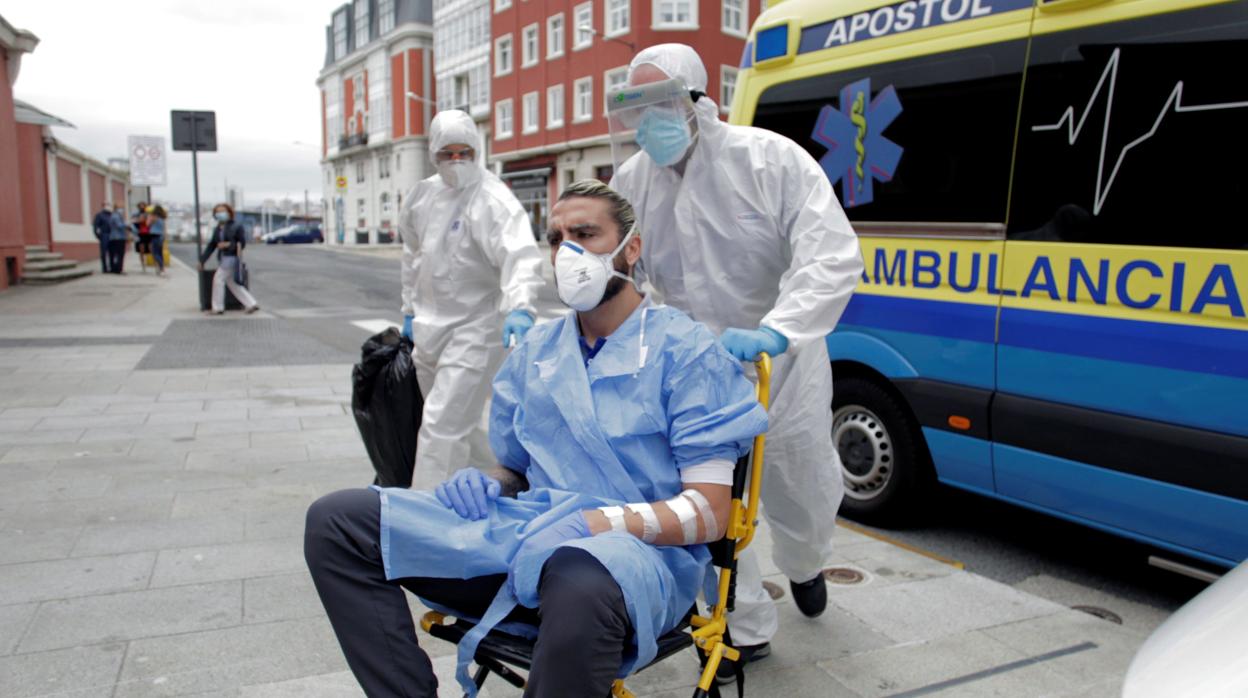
[[420, 355, 772, 697]]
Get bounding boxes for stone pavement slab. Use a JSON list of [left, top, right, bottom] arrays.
[[113, 617, 348, 697], [0, 552, 156, 605], [0, 642, 126, 698], [149, 537, 307, 588], [72, 514, 246, 557], [17, 580, 243, 653]]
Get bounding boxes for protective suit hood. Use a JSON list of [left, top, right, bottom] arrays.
[[429, 110, 486, 189], [628, 43, 722, 133]]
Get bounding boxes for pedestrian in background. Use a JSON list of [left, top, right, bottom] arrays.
[[108, 204, 128, 274], [92, 202, 112, 273], [148, 205, 168, 277], [133, 202, 152, 273], [198, 203, 260, 314]]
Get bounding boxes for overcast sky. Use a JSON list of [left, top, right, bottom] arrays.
[[4, 0, 346, 207]]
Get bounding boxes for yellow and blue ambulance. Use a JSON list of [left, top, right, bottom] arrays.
[[733, 0, 1247, 567]]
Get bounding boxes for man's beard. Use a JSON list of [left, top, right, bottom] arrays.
[[598, 253, 632, 306]]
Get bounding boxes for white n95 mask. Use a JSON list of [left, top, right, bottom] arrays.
[[554, 224, 638, 311], [438, 161, 481, 189]]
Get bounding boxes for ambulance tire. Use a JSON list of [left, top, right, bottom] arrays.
[[832, 374, 933, 526]]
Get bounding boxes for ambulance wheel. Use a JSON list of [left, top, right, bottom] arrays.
[[832, 374, 932, 525]]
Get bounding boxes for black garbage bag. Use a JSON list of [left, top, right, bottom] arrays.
[[352, 327, 424, 488]]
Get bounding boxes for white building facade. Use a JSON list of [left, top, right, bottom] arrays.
[[318, 0, 436, 245], [433, 0, 493, 158]]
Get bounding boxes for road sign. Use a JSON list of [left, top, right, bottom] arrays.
[[171, 110, 217, 152], [128, 135, 167, 186], [335, 176, 348, 192]]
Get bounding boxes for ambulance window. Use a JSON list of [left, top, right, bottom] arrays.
[[1008, 4, 1248, 250], [751, 40, 1027, 224]]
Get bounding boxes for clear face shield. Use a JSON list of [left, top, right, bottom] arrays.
[[607, 78, 698, 175]]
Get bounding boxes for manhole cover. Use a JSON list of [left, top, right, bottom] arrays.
[[762, 581, 785, 600], [824, 567, 865, 585], [1071, 605, 1123, 624]]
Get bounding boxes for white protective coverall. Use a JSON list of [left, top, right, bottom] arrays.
[[399, 110, 545, 490], [611, 45, 864, 645]]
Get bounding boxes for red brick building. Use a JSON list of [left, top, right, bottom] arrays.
[[489, 0, 759, 233], [0, 14, 38, 289]]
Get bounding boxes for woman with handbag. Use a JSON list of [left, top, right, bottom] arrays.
[[197, 203, 260, 315]]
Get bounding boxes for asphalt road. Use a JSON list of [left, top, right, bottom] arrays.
[[170, 240, 564, 357], [171, 240, 1209, 628]]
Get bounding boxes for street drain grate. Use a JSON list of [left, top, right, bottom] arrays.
[[1071, 605, 1123, 624], [824, 567, 865, 585], [762, 581, 785, 600]]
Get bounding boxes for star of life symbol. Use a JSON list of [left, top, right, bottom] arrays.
[[811, 78, 903, 208]]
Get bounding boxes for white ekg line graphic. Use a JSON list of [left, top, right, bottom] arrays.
[[1032, 47, 1248, 215]]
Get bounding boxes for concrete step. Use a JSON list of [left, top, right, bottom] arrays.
[[25, 251, 63, 262], [23, 265, 93, 285], [24, 245, 50, 254], [24, 258, 78, 273]]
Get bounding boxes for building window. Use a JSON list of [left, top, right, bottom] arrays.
[[357, 198, 367, 226], [547, 14, 565, 59], [573, 2, 593, 50], [495, 0, 511, 11], [522, 92, 539, 134], [495, 35, 513, 76], [604, 66, 628, 116], [396, 152, 401, 171], [355, 159, 367, 182], [380, 192, 392, 216], [379, 153, 391, 179], [378, 0, 395, 34], [496, 98, 514, 139], [573, 76, 594, 122], [654, 0, 697, 28], [522, 24, 539, 67], [722, 0, 746, 37], [547, 84, 565, 128], [354, 0, 370, 48], [333, 10, 349, 59], [595, 164, 614, 182], [720, 66, 738, 112], [606, 0, 630, 36]]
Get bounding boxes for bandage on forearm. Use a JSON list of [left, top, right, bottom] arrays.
[[680, 489, 719, 541], [598, 505, 627, 533], [625, 502, 660, 543], [664, 492, 700, 544]]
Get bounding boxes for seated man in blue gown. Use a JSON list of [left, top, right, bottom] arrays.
[[304, 179, 768, 698]]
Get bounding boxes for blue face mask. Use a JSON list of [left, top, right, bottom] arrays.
[[636, 107, 693, 167], [214, 212, 229, 222]]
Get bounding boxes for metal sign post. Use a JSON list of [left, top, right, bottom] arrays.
[[171, 111, 217, 260]]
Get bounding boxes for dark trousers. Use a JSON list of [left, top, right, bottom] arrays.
[[304, 489, 632, 698], [107, 240, 125, 273], [98, 238, 110, 273]]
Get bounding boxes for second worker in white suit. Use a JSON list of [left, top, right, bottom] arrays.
[[399, 110, 546, 489], [609, 44, 864, 679]]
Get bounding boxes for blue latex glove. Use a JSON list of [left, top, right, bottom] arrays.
[[720, 327, 789, 361], [401, 315, 414, 340], [435, 468, 502, 520], [502, 310, 535, 348]]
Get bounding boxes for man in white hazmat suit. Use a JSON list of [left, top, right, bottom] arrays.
[[400, 110, 546, 489], [609, 44, 864, 675]]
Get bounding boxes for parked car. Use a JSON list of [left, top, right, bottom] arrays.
[[1122, 561, 1248, 697], [264, 225, 323, 244]]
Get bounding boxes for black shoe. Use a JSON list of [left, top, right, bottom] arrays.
[[790, 575, 828, 618], [714, 642, 770, 685]]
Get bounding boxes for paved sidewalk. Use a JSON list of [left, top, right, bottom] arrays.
[[0, 258, 1147, 697]]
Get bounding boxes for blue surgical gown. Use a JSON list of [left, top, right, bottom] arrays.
[[376, 300, 768, 692]]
